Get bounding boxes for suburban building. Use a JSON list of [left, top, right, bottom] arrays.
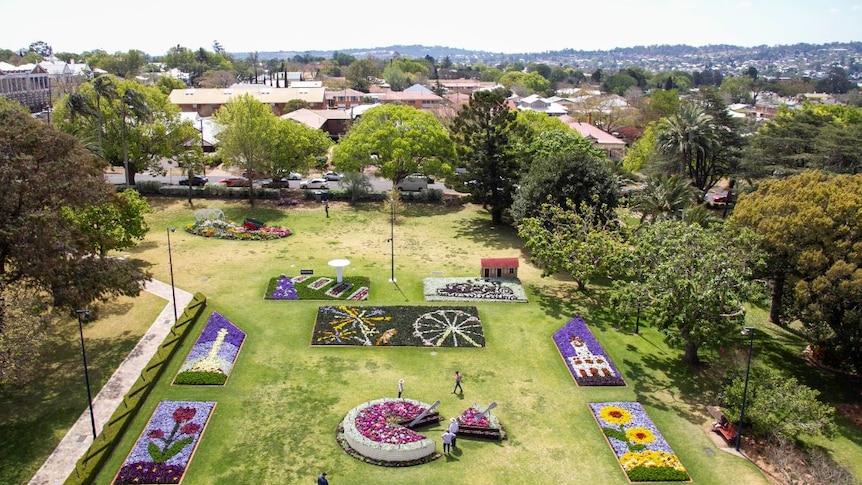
[[168, 86, 326, 116], [280, 108, 351, 139], [0, 61, 51, 113], [559, 115, 628, 161], [325, 88, 367, 109]]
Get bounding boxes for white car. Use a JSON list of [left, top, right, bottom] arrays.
[[300, 178, 329, 189], [323, 171, 342, 181], [287, 171, 302, 180]]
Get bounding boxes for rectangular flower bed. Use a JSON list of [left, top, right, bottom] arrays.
[[264, 275, 369, 301], [114, 400, 216, 484], [312, 306, 484, 347], [174, 312, 245, 385], [553, 317, 625, 386], [589, 402, 689, 482], [423, 277, 528, 302]]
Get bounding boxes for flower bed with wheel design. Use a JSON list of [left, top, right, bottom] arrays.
[[589, 402, 689, 482], [337, 398, 440, 465], [456, 404, 507, 441], [553, 317, 625, 386], [312, 306, 484, 347], [174, 312, 245, 386], [114, 401, 216, 484]]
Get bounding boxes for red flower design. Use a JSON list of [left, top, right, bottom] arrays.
[[148, 429, 165, 439], [180, 423, 201, 435], [173, 406, 197, 423]]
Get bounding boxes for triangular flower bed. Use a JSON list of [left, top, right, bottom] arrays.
[[312, 305, 484, 347], [553, 317, 625, 386], [455, 404, 507, 441], [115, 400, 216, 484], [588, 402, 690, 482], [174, 312, 245, 386]]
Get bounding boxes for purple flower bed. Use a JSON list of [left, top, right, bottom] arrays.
[[266, 276, 298, 300], [115, 401, 215, 484], [589, 402, 689, 482], [174, 312, 246, 385], [553, 317, 625, 386]]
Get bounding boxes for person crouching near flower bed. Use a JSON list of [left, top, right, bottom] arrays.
[[448, 417, 459, 448], [442, 430, 455, 454]]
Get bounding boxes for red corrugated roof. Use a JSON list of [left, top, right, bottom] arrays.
[[481, 257, 519, 268]]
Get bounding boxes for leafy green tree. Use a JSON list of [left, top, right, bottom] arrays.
[[645, 89, 680, 123], [623, 122, 658, 173], [0, 99, 149, 385], [602, 72, 638, 96], [729, 171, 862, 371], [340, 171, 373, 206], [155, 76, 186, 95], [719, 365, 836, 442], [214, 94, 279, 206], [610, 220, 764, 364], [518, 199, 624, 291], [92, 74, 118, 155], [332, 104, 453, 185], [449, 88, 518, 224], [62, 189, 152, 257], [175, 146, 208, 204], [345, 59, 381, 92], [119, 87, 152, 187], [511, 131, 619, 222], [271, 119, 333, 175], [815, 67, 857, 94], [382, 64, 410, 91]]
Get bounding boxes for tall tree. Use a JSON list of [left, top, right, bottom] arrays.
[[331, 104, 454, 185], [92, 74, 118, 156], [655, 101, 720, 191], [213, 94, 279, 206], [119, 87, 152, 188], [629, 173, 698, 223], [610, 220, 763, 364], [449, 88, 518, 224]]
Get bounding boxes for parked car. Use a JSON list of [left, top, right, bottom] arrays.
[[397, 174, 429, 191], [410, 172, 435, 184], [323, 171, 342, 181], [178, 175, 208, 186], [262, 178, 290, 188], [287, 171, 302, 180], [221, 177, 251, 187], [300, 178, 329, 189]]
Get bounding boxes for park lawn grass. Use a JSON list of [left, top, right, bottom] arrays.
[[0, 291, 165, 485], [82, 199, 776, 485]]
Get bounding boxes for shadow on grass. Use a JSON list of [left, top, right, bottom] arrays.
[[452, 216, 525, 250]]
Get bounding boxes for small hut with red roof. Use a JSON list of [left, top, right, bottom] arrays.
[[480, 257, 519, 279]]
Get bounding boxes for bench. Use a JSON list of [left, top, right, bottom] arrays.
[[707, 405, 739, 444]]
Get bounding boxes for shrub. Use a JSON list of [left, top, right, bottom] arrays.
[[133, 181, 164, 195], [174, 371, 227, 385]]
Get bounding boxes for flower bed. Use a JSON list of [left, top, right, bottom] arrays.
[[423, 277, 528, 302], [265, 275, 370, 301], [456, 404, 506, 441], [312, 305, 484, 347], [589, 402, 689, 482], [185, 218, 291, 241], [114, 401, 216, 484], [553, 317, 625, 386], [174, 312, 245, 385], [338, 398, 439, 465]]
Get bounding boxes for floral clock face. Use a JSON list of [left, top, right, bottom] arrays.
[[339, 398, 438, 465]]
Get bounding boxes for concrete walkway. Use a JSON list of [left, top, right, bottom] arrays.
[[28, 280, 194, 485]]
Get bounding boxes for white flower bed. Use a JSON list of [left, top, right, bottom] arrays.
[[423, 277, 528, 302], [341, 398, 436, 462]]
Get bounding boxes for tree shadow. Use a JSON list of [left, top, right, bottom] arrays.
[[451, 217, 525, 250]]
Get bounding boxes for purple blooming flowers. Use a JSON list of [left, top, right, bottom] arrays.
[[267, 276, 299, 300], [553, 317, 625, 386], [174, 312, 246, 385]]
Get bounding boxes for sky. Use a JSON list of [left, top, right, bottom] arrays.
[[1, 0, 860, 56]]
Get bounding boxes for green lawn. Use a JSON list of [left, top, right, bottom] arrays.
[[8, 197, 862, 484]]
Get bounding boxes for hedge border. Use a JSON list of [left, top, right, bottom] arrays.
[[63, 292, 208, 485]]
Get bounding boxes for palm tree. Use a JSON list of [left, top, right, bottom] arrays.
[[655, 102, 718, 190], [92, 75, 117, 155], [64, 92, 94, 123], [630, 174, 697, 223], [119, 88, 152, 187]]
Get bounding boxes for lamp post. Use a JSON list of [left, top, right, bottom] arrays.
[[76, 309, 97, 439], [167, 227, 178, 324], [736, 326, 755, 452], [388, 198, 396, 283]]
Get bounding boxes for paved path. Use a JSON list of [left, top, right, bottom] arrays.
[[28, 280, 194, 485]]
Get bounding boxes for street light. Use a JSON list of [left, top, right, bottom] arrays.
[[76, 309, 97, 439], [167, 227, 178, 324], [736, 326, 755, 452], [388, 198, 396, 283]]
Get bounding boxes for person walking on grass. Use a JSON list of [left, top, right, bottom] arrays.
[[318, 472, 329, 485], [452, 371, 463, 394], [398, 378, 404, 398]]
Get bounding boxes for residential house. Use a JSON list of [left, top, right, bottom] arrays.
[[281, 108, 351, 140], [325, 88, 366, 109], [378, 89, 444, 110], [513, 94, 568, 115], [0, 61, 50, 113], [436, 78, 498, 95], [559, 115, 627, 161], [168, 86, 326, 117]]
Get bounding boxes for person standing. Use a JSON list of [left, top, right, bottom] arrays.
[[398, 378, 404, 398], [448, 417, 460, 448], [442, 430, 455, 454], [317, 472, 329, 485], [325, 201, 330, 218], [452, 371, 463, 394]]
